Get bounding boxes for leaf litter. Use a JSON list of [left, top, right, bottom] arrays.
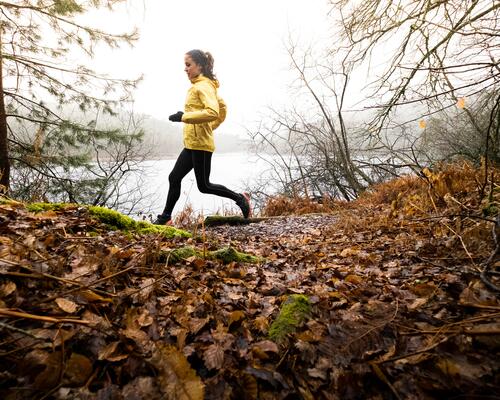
[[0, 161, 499, 399]]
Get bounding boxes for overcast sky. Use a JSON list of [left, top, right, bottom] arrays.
[[84, 0, 331, 136]]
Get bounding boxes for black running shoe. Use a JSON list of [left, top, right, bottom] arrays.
[[236, 192, 251, 218], [153, 214, 172, 225]]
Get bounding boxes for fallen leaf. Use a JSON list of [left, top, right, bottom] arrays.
[[408, 297, 428, 311], [133, 278, 157, 303], [98, 341, 129, 362], [122, 377, 161, 400], [436, 355, 488, 380], [345, 275, 363, 285], [0, 281, 16, 298], [122, 328, 149, 347], [340, 248, 359, 258], [77, 289, 113, 303], [55, 297, 79, 314], [150, 343, 204, 400], [64, 352, 93, 386], [188, 317, 209, 335], [253, 316, 269, 333], [203, 343, 224, 370], [228, 310, 245, 328], [252, 340, 279, 354], [136, 308, 154, 327], [240, 372, 258, 400], [33, 351, 63, 390], [307, 367, 327, 380]]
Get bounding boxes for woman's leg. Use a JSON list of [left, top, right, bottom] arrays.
[[159, 148, 194, 218], [191, 150, 251, 217], [191, 150, 240, 201]]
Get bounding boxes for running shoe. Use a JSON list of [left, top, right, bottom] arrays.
[[236, 192, 252, 218], [153, 214, 172, 225]]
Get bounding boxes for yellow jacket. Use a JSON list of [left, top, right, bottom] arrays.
[[181, 74, 226, 152]]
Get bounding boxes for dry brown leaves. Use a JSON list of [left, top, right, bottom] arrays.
[[0, 162, 499, 399]]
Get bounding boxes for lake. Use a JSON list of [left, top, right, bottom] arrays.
[[121, 152, 275, 220]]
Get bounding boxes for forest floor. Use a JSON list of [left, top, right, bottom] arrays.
[[0, 162, 499, 400]]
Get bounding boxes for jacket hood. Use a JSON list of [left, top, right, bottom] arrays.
[[190, 74, 219, 89]]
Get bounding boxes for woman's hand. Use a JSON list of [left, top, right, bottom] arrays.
[[169, 111, 184, 122]]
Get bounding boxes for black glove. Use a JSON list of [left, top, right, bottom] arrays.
[[169, 111, 184, 122]]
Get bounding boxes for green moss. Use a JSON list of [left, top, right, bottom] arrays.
[[26, 202, 72, 213], [10, 201, 189, 239], [162, 246, 198, 263], [159, 245, 261, 264], [211, 247, 262, 264], [269, 294, 311, 344], [87, 206, 190, 239], [87, 206, 135, 230]]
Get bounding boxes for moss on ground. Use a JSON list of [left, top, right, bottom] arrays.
[[269, 294, 311, 343], [87, 206, 190, 239], [26, 202, 72, 213], [211, 246, 262, 263], [164, 246, 198, 263], [203, 215, 269, 226], [161, 245, 262, 264], [22, 202, 190, 239], [16, 201, 263, 259], [0, 197, 23, 206]]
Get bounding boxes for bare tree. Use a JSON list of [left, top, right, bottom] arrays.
[[249, 43, 384, 202], [330, 0, 500, 162], [251, 1, 500, 203]]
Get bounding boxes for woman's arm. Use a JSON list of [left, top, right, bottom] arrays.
[[211, 96, 226, 130], [182, 82, 219, 124]]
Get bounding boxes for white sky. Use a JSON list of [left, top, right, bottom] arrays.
[[84, 0, 331, 136]]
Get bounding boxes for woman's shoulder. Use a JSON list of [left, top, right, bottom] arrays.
[[193, 76, 218, 92]]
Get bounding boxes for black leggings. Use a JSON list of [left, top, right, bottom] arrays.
[[161, 148, 240, 217]]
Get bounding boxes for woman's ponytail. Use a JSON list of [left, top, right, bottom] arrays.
[[205, 52, 215, 78]]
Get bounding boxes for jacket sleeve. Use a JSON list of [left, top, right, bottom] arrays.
[[211, 96, 227, 131], [181, 82, 219, 124]]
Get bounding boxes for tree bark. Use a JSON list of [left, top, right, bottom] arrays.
[[0, 29, 10, 193]]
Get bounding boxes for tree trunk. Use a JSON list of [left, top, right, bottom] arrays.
[[0, 30, 10, 194]]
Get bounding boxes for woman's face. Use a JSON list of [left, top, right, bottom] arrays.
[[184, 55, 202, 80]]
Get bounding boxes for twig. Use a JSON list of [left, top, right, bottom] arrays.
[[61, 236, 99, 240], [442, 222, 478, 270], [0, 321, 47, 340], [41, 263, 137, 303], [121, 252, 172, 299], [370, 362, 402, 400], [401, 327, 500, 336], [0, 258, 115, 298], [376, 336, 451, 365], [275, 347, 290, 369], [398, 311, 500, 336], [0, 308, 90, 325], [342, 300, 399, 351], [465, 327, 500, 335], [0, 341, 39, 357], [427, 189, 438, 214]]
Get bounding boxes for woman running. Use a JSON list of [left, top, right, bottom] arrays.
[[154, 49, 251, 225]]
